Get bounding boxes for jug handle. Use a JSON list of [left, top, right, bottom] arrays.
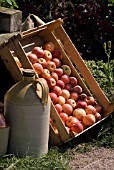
[[32, 78, 49, 107]]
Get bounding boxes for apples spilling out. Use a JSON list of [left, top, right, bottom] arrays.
[[18, 41, 103, 136]]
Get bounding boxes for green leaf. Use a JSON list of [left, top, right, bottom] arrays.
[[6, 0, 12, 5]]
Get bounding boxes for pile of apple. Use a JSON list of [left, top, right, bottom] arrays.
[[17, 41, 103, 135]]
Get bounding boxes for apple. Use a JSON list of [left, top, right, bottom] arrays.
[[43, 41, 55, 52], [71, 121, 83, 133], [38, 58, 47, 68], [84, 96, 95, 106], [14, 56, 22, 68], [60, 75, 70, 84], [61, 65, 71, 76], [49, 92, 58, 104], [32, 46, 44, 58], [26, 53, 38, 64], [46, 77, 56, 89], [52, 49, 62, 59], [64, 84, 72, 92], [66, 116, 79, 128], [73, 85, 83, 94], [85, 105, 96, 115], [51, 72, 59, 81], [70, 92, 79, 101], [83, 114, 96, 126], [52, 86, 62, 96], [76, 100, 87, 109], [61, 89, 70, 100], [55, 104, 62, 114], [94, 104, 103, 113], [33, 63, 43, 75], [79, 93, 87, 100], [62, 104, 73, 116], [52, 58, 61, 68], [41, 69, 50, 78], [67, 99, 76, 108], [43, 50, 52, 61], [73, 108, 86, 121], [94, 112, 102, 121], [58, 96, 66, 105], [46, 61, 56, 72], [69, 77, 78, 87], [56, 80, 65, 89], [54, 68, 63, 77], [59, 112, 69, 123]]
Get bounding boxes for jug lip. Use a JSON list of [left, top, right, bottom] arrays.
[[23, 69, 35, 77]]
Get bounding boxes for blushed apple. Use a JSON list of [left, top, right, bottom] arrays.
[[83, 114, 96, 126], [52, 58, 61, 67], [59, 112, 69, 123], [64, 84, 72, 92], [94, 104, 103, 113], [32, 46, 44, 58], [61, 65, 71, 76], [56, 80, 65, 89], [43, 50, 52, 61], [46, 77, 56, 89], [66, 116, 79, 128], [49, 92, 58, 104], [27, 53, 38, 64], [94, 112, 102, 121], [85, 105, 96, 115], [61, 89, 70, 100], [73, 108, 86, 121], [33, 63, 43, 75], [71, 121, 83, 133], [58, 96, 66, 105], [46, 61, 56, 72], [52, 86, 62, 96], [70, 92, 79, 101], [79, 93, 87, 101], [54, 68, 63, 77], [69, 77, 78, 87], [76, 100, 87, 109], [52, 49, 62, 59], [73, 85, 83, 94], [62, 104, 73, 116], [38, 58, 47, 68], [67, 99, 76, 108], [55, 104, 63, 114], [43, 41, 55, 52], [51, 72, 59, 81], [84, 96, 95, 106], [60, 75, 70, 84], [41, 69, 50, 78]]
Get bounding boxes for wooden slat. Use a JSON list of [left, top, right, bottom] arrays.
[[54, 26, 111, 114]]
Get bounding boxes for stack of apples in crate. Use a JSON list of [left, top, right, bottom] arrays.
[[15, 41, 103, 135]]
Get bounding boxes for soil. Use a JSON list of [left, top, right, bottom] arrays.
[[69, 146, 114, 170]]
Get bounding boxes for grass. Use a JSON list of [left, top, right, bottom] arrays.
[[0, 58, 114, 170]]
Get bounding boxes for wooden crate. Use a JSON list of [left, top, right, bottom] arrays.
[[0, 18, 114, 146]]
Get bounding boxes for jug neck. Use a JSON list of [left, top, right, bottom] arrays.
[[22, 69, 35, 82]]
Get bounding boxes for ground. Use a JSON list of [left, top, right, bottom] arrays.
[[69, 146, 114, 170]]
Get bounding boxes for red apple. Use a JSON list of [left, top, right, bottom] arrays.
[[66, 116, 79, 128], [64, 84, 72, 92], [73, 108, 86, 121], [51, 72, 59, 81], [52, 58, 61, 68], [27, 53, 38, 64], [61, 89, 70, 100], [73, 85, 83, 94], [52, 49, 62, 59], [43, 50, 52, 61], [83, 114, 96, 126], [76, 100, 87, 109], [84, 96, 95, 106], [69, 77, 78, 87], [71, 121, 83, 133], [43, 41, 55, 52], [54, 68, 63, 77], [58, 96, 66, 105], [56, 80, 65, 89], [94, 112, 102, 121], [61, 65, 71, 76], [32, 46, 44, 58], [60, 75, 70, 84], [79, 93, 87, 101], [33, 63, 43, 75], [46, 77, 56, 89], [59, 112, 69, 123], [85, 105, 96, 115], [94, 104, 103, 113], [38, 58, 47, 68], [46, 61, 56, 72], [52, 86, 62, 96], [67, 99, 76, 108], [49, 92, 58, 104], [55, 104, 62, 114], [41, 69, 50, 78], [62, 104, 73, 116], [70, 92, 79, 101]]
